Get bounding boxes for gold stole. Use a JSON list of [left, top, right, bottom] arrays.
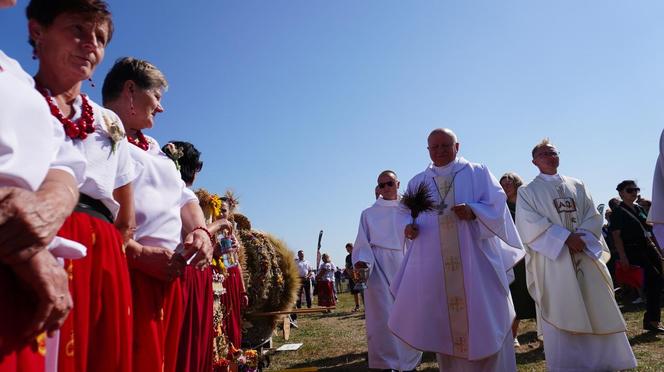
[[436, 175, 469, 358]]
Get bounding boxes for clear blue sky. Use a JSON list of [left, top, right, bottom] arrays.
[[2, 1, 662, 266]]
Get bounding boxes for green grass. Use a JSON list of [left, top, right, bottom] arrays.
[[265, 290, 664, 371]]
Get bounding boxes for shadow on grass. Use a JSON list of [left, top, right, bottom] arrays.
[[628, 330, 663, 346], [286, 352, 367, 371]]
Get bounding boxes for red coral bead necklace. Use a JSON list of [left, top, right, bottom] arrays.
[[127, 130, 149, 151], [38, 87, 95, 140]]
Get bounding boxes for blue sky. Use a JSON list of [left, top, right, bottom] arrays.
[[2, 1, 662, 266]]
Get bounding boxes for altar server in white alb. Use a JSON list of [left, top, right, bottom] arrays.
[[388, 128, 525, 372], [515, 139, 637, 372], [352, 170, 422, 372], [647, 129, 664, 248]]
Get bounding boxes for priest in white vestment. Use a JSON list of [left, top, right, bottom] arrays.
[[515, 139, 637, 372], [388, 129, 525, 372], [352, 170, 422, 372], [647, 129, 664, 250]]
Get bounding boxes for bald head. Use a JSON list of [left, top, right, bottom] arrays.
[[428, 128, 458, 143], [427, 128, 459, 166]]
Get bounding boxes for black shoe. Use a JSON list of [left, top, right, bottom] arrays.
[[643, 320, 664, 333]]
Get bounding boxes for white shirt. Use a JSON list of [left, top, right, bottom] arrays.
[[68, 98, 135, 217], [318, 262, 336, 282], [0, 50, 86, 259], [295, 258, 312, 278], [0, 50, 85, 191], [130, 135, 198, 251]]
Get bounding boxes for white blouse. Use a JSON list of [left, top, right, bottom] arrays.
[[67, 97, 136, 218], [130, 136, 198, 251], [0, 50, 85, 191], [318, 262, 336, 282]]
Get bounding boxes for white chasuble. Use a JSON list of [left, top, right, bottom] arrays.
[[351, 198, 422, 370], [516, 174, 636, 371], [648, 129, 664, 244], [389, 158, 524, 367], [515, 175, 625, 334]]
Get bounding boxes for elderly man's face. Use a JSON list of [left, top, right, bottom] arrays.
[[532, 144, 560, 175], [427, 132, 459, 167]]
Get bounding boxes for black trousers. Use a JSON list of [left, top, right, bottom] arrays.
[[293, 277, 312, 321]]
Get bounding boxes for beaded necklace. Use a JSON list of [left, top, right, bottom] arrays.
[[127, 130, 150, 151], [38, 88, 95, 140]]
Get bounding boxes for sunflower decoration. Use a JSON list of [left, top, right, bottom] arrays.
[[195, 188, 224, 222]]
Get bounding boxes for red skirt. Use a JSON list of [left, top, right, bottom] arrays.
[[220, 266, 243, 349], [317, 281, 336, 307], [57, 211, 133, 372], [176, 266, 214, 372], [0, 265, 45, 372], [130, 269, 183, 372]]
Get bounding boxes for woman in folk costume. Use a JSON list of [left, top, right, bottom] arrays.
[[0, 2, 86, 371], [27, 0, 138, 370], [207, 195, 248, 351], [102, 57, 213, 372], [316, 253, 336, 307], [163, 141, 216, 371]]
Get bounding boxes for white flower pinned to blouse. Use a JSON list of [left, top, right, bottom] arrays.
[[164, 142, 184, 170], [102, 113, 126, 156]]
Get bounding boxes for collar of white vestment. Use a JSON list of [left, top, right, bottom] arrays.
[[374, 196, 400, 207], [426, 157, 469, 177], [537, 173, 562, 182]]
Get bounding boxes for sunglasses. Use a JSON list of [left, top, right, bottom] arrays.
[[536, 150, 560, 158], [625, 187, 640, 194], [378, 181, 395, 189]]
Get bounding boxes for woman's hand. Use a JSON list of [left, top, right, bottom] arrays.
[[128, 243, 185, 281], [0, 170, 78, 264], [12, 249, 72, 340], [618, 255, 630, 268], [182, 229, 213, 271], [0, 188, 70, 263]]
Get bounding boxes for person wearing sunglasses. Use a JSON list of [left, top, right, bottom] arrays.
[[352, 170, 422, 372], [389, 128, 524, 372], [611, 180, 663, 333], [515, 139, 636, 371]]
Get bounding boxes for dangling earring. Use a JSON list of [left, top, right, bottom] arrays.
[[88, 78, 95, 88], [31, 50, 37, 60]]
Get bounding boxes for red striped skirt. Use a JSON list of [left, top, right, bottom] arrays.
[[130, 269, 183, 372], [176, 266, 214, 372], [57, 211, 133, 372], [0, 265, 45, 372], [220, 266, 243, 349], [317, 281, 336, 307]]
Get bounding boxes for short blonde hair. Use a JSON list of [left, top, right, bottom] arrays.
[[102, 57, 168, 104]]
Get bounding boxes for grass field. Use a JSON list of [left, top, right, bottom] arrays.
[[265, 290, 664, 371]]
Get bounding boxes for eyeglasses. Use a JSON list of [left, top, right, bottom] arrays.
[[378, 181, 395, 189], [625, 187, 640, 194], [428, 143, 456, 151], [536, 150, 560, 158]]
